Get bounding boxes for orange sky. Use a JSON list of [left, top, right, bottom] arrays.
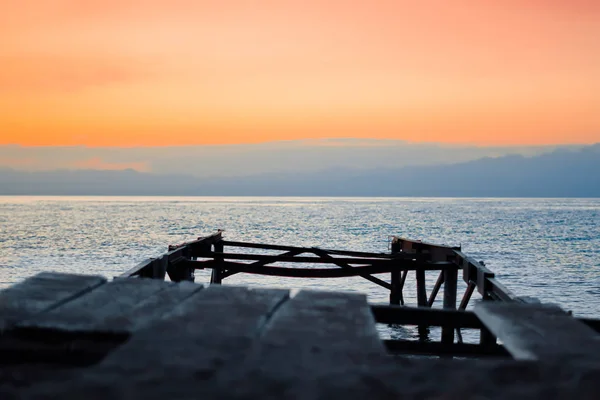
[[1, 0, 599, 147]]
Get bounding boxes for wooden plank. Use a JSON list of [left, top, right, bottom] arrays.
[[206, 290, 387, 398], [0, 272, 106, 331], [87, 289, 381, 399], [73, 281, 203, 333], [260, 290, 385, 355], [17, 278, 173, 333], [95, 285, 290, 371], [474, 302, 600, 361]]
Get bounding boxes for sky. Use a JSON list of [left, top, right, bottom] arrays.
[[1, 0, 599, 149]]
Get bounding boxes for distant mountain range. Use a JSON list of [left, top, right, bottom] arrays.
[[1, 144, 599, 197]]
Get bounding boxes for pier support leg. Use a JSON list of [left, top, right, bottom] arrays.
[[441, 266, 458, 344], [479, 294, 497, 347], [415, 267, 429, 341], [389, 240, 403, 305], [416, 269, 427, 307], [210, 241, 224, 284], [390, 269, 403, 305]]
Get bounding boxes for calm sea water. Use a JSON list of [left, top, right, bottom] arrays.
[[1, 196, 599, 327]]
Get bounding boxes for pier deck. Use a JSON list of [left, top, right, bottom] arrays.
[[2, 232, 600, 398]]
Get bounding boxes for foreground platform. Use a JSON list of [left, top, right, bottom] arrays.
[[1, 272, 600, 399]]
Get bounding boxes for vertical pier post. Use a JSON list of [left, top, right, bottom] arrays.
[[479, 293, 497, 347], [414, 244, 427, 307], [414, 245, 429, 340], [210, 240, 224, 284], [389, 239, 403, 305], [441, 265, 458, 344], [416, 269, 427, 307]]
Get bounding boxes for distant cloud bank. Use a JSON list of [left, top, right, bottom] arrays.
[[1, 143, 598, 197], [0, 139, 581, 178]]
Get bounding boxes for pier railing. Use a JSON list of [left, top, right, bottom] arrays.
[[118, 231, 600, 358]]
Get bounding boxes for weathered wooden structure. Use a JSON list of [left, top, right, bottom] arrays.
[[2, 231, 600, 398]]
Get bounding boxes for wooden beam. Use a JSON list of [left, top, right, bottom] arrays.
[[456, 281, 476, 344], [210, 241, 224, 284], [486, 278, 521, 302], [311, 248, 392, 291], [399, 270, 408, 290], [392, 237, 459, 262], [383, 339, 509, 358], [192, 252, 427, 266], [172, 231, 223, 253], [459, 282, 476, 310], [222, 240, 397, 259], [427, 271, 445, 307], [474, 302, 600, 361], [118, 258, 155, 278], [189, 259, 455, 277], [221, 250, 304, 279], [370, 305, 484, 329]]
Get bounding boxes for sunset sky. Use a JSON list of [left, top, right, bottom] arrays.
[[1, 0, 599, 147]]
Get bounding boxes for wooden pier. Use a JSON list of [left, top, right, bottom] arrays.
[[2, 231, 600, 399]]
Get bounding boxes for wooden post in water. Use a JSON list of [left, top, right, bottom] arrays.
[[416, 269, 427, 307], [479, 293, 497, 347], [414, 245, 429, 340], [441, 265, 458, 344], [210, 240, 224, 284], [389, 240, 403, 305]]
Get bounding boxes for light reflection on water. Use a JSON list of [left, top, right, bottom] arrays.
[[1, 196, 599, 341]]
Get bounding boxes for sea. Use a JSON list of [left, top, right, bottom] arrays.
[[1, 196, 599, 340]]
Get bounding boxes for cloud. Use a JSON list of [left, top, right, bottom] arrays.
[[0, 56, 146, 93], [69, 157, 150, 172], [0, 141, 578, 178], [0, 157, 38, 168]]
